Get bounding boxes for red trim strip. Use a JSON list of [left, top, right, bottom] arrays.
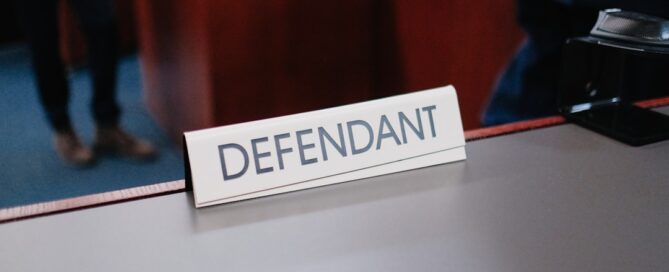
[[635, 96, 669, 108], [2, 96, 668, 223], [465, 96, 669, 140], [465, 116, 565, 141], [0, 180, 185, 223]]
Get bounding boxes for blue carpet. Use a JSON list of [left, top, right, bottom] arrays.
[[0, 45, 184, 208]]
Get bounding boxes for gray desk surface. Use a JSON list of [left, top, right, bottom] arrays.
[[2, 108, 669, 272]]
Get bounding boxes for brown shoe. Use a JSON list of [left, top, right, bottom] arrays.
[[94, 126, 157, 161], [54, 130, 95, 167]]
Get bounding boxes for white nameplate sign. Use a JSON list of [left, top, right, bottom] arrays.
[[184, 85, 466, 208]]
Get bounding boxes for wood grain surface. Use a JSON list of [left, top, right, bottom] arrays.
[[0, 180, 185, 223]]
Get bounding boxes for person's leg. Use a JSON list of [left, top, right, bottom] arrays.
[[15, 0, 72, 132], [67, 0, 120, 127], [482, 0, 597, 126], [68, 0, 156, 160], [15, 0, 94, 166]]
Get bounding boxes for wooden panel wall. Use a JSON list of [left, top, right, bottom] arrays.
[[392, 0, 523, 129], [135, 0, 215, 138], [136, 0, 523, 142], [205, 1, 388, 125]]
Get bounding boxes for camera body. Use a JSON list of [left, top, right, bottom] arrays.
[[558, 9, 669, 146]]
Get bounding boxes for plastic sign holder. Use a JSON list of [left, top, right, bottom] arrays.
[[184, 85, 466, 208]]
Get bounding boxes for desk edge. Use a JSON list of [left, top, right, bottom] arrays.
[[2, 96, 668, 223]]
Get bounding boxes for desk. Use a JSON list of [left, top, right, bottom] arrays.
[[2, 107, 668, 271]]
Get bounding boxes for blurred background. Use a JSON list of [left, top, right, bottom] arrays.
[[0, 0, 523, 208]]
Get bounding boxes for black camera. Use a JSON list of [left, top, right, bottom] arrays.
[[559, 9, 669, 146]]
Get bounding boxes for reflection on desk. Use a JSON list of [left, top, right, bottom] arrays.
[[1, 106, 668, 271]]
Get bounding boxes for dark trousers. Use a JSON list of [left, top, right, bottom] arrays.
[[16, 0, 120, 132], [482, 1, 598, 126]]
